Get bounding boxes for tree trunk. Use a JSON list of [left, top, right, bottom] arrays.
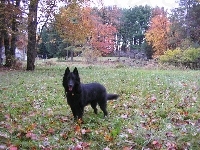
[[0, 1, 3, 65], [0, 35, 2, 65], [70, 51, 74, 61], [26, 0, 39, 71], [1, 0, 12, 67], [10, 0, 20, 57], [4, 30, 12, 67]]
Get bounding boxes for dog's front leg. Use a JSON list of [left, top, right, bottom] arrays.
[[70, 107, 78, 120], [76, 106, 83, 120]]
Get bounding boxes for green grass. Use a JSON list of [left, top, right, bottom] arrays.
[[0, 65, 200, 149]]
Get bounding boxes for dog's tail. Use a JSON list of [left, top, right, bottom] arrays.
[[107, 94, 119, 100]]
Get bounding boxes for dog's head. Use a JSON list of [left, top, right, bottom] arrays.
[[63, 67, 80, 93]]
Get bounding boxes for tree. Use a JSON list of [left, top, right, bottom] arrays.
[[10, 0, 21, 64], [90, 22, 117, 55], [0, 0, 21, 67], [26, 0, 62, 70], [168, 8, 187, 49], [188, 3, 200, 44], [167, 0, 200, 50], [118, 5, 152, 51], [178, 0, 199, 38], [145, 7, 170, 57], [26, 0, 39, 70], [141, 40, 154, 59], [55, 2, 95, 61], [90, 6, 118, 55], [38, 26, 62, 58]]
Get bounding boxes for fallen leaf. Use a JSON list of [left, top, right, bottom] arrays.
[[104, 134, 113, 142], [166, 132, 175, 138], [123, 146, 132, 150], [151, 95, 157, 102], [48, 128, 55, 135], [152, 140, 161, 149], [103, 147, 111, 150], [73, 144, 82, 150], [121, 114, 128, 119], [80, 142, 90, 148], [74, 125, 81, 133], [81, 129, 91, 134], [126, 128, 134, 134], [165, 142, 177, 149], [9, 145, 18, 150], [26, 132, 37, 140]]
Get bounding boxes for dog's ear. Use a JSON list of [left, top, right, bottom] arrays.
[[65, 67, 70, 75], [73, 67, 79, 75]]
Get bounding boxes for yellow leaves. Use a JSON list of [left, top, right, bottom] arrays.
[[26, 123, 37, 131], [55, 5, 94, 45]]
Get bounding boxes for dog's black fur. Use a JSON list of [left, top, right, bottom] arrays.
[[63, 67, 119, 120]]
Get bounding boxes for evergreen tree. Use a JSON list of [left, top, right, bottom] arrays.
[[38, 26, 62, 58], [118, 5, 152, 51]]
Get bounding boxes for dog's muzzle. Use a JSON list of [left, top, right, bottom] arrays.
[[68, 85, 73, 91]]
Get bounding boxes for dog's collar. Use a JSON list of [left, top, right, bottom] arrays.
[[67, 92, 74, 96]]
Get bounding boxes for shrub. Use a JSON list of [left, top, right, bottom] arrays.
[[182, 48, 200, 63], [82, 47, 101, 63], [159, 48, 200, 69], [159, 48, 182, 65], [12, 59, 23, 70]]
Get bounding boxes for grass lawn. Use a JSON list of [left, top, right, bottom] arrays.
[[0, 63, 200, 149]]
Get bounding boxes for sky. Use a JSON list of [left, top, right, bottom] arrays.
[[102, 0, 179, 10]]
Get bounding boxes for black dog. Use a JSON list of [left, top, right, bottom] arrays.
[[63, 67, 119, 120]]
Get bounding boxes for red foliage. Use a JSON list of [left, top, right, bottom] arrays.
[[91, 23, 117, 55]]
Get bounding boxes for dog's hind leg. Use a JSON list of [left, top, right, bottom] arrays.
[[98, 102, 108, 117], [91, 101, 98, 114]]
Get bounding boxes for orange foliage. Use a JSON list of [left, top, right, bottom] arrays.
[[91, 22, 117, 55], [90, 7, 118, 55], [145, 7, 170, 57], [55, 4, 94, 45], [55, 4, 117, 55]]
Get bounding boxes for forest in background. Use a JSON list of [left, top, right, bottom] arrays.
[[0, 0, 200, 70]]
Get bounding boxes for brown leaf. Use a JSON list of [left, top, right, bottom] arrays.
[[104, 134, 113, 142], [74, 125, 80, 131], [123, 146, 132, 150], [47, 128, 55, 135]]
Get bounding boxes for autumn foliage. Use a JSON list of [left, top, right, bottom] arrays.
[[55, 3, 94, 46], [90, 17, 117, 55], [145, 7, 170, 57], [55, 3, 117, 55]]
